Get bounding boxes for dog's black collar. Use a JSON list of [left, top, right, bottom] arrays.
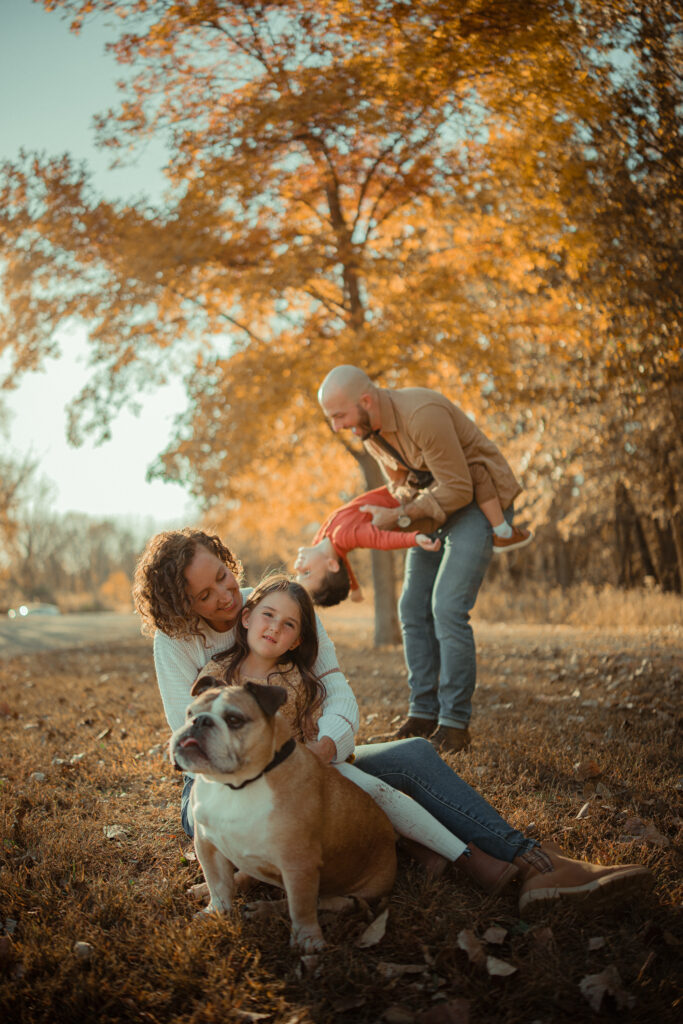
[[224, 738, 296, 790]]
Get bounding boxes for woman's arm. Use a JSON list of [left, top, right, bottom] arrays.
[[154, 632, 206, 733], [312, 615, 360, 763]]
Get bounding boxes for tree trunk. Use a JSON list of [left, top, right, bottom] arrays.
[[370, 546, 401, 647], [324, 175, 400, 644], [614, 480, 657, 587], [651, 517, 679, 591], [554, 535, 573, 589], [614, 481, 635, 586], [356, 450, 402, 646], [670, 509, 683, 594], [664, 455, 683, 593]]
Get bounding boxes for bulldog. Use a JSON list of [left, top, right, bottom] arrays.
[[169, 678, 397, 952]]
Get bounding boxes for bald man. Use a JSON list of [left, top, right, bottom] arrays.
[[318, 365, 525, 754]]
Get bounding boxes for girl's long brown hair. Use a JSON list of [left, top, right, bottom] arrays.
[[213, 574, 326, 737]]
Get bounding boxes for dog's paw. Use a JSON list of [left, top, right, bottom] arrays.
[[187, 882, 210, 902], [317, 895, 355, 914], [244, 898, 289, 923], [194, 902, 227, 920], [291, 924, 325, 953]]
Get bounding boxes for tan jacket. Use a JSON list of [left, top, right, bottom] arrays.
[[364, 387, 522, 528]]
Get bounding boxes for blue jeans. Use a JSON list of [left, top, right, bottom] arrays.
[[354, 738, 535, 862], [180, 741, 536, 863], [398, 501, 509, 728]]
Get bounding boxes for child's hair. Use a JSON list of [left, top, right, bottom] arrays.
[[215, 574, 326, 734], [132, 528, 243, 640], [309, 561, 351, 607]]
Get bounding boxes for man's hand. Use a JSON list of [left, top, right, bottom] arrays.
[[306, 736, 337, 765], [360, 503, 399, 530]]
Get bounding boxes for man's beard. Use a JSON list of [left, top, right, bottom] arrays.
[[356, 405, 373, 439]]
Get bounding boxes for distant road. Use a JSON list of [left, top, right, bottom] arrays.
[[1, 608, 681, 662], [0, 612, 146, 659]]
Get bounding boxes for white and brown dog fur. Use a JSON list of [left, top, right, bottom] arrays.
[[169, 677, 396, 951]]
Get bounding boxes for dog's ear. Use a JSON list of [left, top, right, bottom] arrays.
[[244, 681, 288, 718], [190, 674, 223, 698]]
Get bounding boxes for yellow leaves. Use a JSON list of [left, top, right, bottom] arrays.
[[2, 0, 673, 560]]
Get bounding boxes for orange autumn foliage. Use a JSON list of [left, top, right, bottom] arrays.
[[0, 1, 680, 625]]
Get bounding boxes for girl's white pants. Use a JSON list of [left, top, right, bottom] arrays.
[[335, 760, 467, 861]]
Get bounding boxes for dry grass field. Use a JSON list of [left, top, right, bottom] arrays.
[[1, 605, 681, 1024]]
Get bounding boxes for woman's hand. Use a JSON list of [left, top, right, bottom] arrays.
[[416, 533, 441, 552], [306, 736, 337, 765]]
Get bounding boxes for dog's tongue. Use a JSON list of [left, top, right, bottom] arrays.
[[180, 736, 201, 750]]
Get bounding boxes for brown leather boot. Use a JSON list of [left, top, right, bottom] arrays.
[[399, 837, 450, 878], [430, 725, 471, 754], [390, 716, 438, 740], [515, 842, 653, 914], [454, 843, 519, 896]]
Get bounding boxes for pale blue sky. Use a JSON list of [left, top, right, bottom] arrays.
[[1, 0, 197, 523]]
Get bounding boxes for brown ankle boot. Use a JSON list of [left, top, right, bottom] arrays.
[[399, 837, 450, 878], [390, 716, 437, 740], [430, 725, 471, 754], [454, 843, 519, 896], [515, 842, 653, 914]]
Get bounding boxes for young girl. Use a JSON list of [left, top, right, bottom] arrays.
[[189, 574, 504, 883]]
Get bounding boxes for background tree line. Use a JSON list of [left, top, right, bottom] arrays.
[[0, 1, 680, 636], [0, 446, 145, 612]]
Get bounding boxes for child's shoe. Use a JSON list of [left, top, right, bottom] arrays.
[[493, 525, 533, 554]]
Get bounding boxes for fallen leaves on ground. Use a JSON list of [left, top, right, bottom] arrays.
[[2, 630, 681, 1023], [619, 817, 670, 847], [103, 824, 129, 840], [579, 964, 636, 1012], [377, 961, 429, 980], [485, 956, 517, 977], [457, 929, 485, 966], [356, 907, 389, 947], [573, 759, 602, 781], [457, 929, 516, 976]]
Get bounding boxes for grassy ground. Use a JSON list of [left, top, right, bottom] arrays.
[[1, 615, 681, 1024]]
